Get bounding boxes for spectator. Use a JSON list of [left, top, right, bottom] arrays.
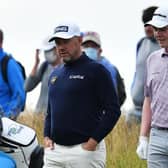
[[0, 29, 26, 120], [24, 36, 62, 114], [127, 6, 160, 123], [82, 31, 126, 107], [43, 21, 121, 168], [136, 7, 168, 167]]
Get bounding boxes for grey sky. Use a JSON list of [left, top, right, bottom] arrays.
[[0, 0, 167, 109]]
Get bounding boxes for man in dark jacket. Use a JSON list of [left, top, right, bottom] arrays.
[[43, 21, 121, 168]]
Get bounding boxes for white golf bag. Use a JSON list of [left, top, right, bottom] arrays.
[[0, 117, 44, 168]]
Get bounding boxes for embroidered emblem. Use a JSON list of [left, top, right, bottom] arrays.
[[69, 75, 84, 79], [51, 76, 57, 84], [54, 26, 68, 33]]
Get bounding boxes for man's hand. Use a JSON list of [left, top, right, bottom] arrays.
[[44, 137, 54, 150], [82, 138, 98, 151], [35, 49, 40, 66], [136, 136, 148, 160], [30, 49, 40, 76]]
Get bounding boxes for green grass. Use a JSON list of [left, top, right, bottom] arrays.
[[18, 112, 147, 168]]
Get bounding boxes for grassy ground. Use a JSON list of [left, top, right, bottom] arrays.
[[105, 117, 147, 168], [18, 112, 147, 168]]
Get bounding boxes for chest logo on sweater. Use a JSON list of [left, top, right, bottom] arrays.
[[50, 76, 57, 84], [69, 75, 85, 80]]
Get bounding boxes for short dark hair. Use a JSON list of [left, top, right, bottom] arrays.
[[0, 29, 3, 44], [142, 6, 158, 24]]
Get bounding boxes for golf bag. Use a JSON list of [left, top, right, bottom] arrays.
[[0, 117, 44, 168]]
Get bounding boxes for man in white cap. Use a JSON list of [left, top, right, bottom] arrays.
[[128, 6, 160, 125], [136, 7, 168, 167], [24, 36, 61, 114], [43, 21, 121, 168]]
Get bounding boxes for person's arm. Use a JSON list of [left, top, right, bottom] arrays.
[[115, 67, 126, 106], [136, 51, 152, 159], [85, 65, 121, 150], [5, 59, 26, 119], [44, 96, 54, 149], [136, 96, 151, 159], [30, 49, 40, 76], [131, 38, 144, 90], [140, 97, 152, 136], [24, 49, 44, 92], [99, 58, 126, 106]]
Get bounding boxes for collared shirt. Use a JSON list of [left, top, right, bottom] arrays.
[[145, 48, 168, 127]]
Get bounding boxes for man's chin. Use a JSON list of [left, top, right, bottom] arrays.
[[63, 57, 72, 63]]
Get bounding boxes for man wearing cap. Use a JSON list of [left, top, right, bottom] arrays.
[[24, 36, 62, 114], [43, 22, 121, 168], [82, 31, 126, 107], [127, 6, 160, 125], [136, 7, 168, 167]]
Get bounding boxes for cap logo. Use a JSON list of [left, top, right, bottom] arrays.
[[154, 13, 167, 18], [83, 31, 99, 37], [54, 26, 69, 33]]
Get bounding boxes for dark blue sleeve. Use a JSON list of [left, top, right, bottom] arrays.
[[44, 99, 51, 138], [91, 65, 121, 142], [43, 67, 62, 138]]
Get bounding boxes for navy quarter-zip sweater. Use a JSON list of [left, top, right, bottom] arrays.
[[44, 53, 121, 146]]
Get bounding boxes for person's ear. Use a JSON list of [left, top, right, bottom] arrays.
[[98, 48, 102, 55], [78, 36, 83, 44]]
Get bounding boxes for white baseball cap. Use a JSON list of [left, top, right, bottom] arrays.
[[41, 35, 56, 51], [148, 7, 168, 28], [82, 31, 101, 47], [49, 21, 81, 42]]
